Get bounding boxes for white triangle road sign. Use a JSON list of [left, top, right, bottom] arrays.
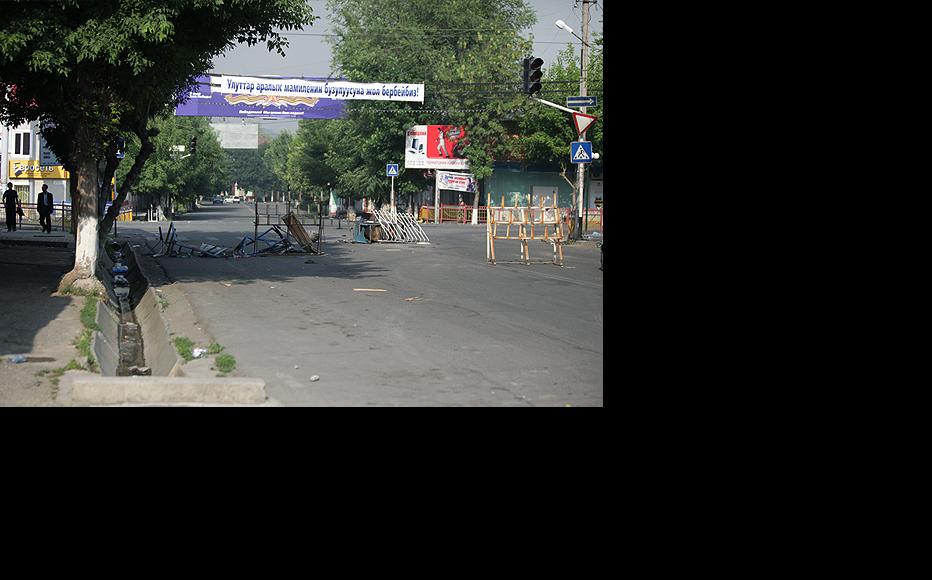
[[573, 144, 591, 161], [573, 112, 597, 136]]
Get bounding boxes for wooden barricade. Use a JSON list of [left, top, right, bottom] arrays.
[[486, 194, 565, 266], [282, 212, 318, 253]]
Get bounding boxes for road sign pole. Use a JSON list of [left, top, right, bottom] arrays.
[[576, 0, 591, 238], [391, 175, 395, 213]]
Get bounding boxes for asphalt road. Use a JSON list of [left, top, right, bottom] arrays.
[[119, 203, 603, 406]]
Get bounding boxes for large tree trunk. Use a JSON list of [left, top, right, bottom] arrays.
[[100, 127, 157, 236], [68, 170, 79, 235], [59, 155, 104, 295]]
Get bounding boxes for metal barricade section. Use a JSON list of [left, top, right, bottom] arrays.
[[372, 210, 431, 243]]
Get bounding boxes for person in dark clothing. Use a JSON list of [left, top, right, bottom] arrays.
[[3, 182, 21, 232], [37, 184, 54, 233]]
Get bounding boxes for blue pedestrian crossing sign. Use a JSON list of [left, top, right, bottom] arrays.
[[386, 163, 399, 177], [571, 141, 593, 164]]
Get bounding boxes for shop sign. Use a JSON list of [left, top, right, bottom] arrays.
[[9, 160, 69, 179]]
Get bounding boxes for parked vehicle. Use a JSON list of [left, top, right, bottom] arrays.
[[212, 197, 224, 205]]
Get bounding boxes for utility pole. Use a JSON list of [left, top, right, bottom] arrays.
[[575, 0, 591, 238]]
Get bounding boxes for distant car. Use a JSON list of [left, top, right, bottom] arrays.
[[233, 196, 242, 204], [212, 197, 224, 205]]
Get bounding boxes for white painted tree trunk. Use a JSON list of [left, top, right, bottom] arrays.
[[60, 156, 102, 294]]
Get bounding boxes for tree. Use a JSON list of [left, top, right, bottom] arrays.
[[287, 119, 339, 202], [1, 1, 314, 293], [263, 132, 294, 201], [325, 0, 535, 210], [226, 144, 285, 201], [116, 115, 230, 214]]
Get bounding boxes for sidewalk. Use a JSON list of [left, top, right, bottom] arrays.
[[0, 227, 73, 249], [0, 229, 86, 406]]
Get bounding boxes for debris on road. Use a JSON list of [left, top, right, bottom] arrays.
[[153, 222, 232, 258], [233, 225, 314, 257], [282, 212, 321, 253]]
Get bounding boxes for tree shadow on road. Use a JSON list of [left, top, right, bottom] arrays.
[[117, 221, 390, 286], [0, 247, 75, 358]]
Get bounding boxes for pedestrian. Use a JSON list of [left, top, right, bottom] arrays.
[[37, 184, 54, 233], [3, 182, 20, 232]]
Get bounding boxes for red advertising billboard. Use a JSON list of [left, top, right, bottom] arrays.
[[406, 125, 470, 169]]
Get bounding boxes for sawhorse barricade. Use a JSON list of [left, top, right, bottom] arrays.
[[486, 194, 565, 266]]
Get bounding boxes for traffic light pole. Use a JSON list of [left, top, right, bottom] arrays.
[[531, 97, 578, 115]]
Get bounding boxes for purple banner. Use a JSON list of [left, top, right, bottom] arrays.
[[175, 75, 346, 120]]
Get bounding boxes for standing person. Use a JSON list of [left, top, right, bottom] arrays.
[[37, 184, 54, 233], [3, 182, 20, 232]]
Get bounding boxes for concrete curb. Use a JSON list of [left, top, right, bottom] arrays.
[[126, 242, 185, 377], [71, 376, 267, 405]]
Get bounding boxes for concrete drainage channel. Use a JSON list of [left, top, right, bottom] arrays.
[[73, 240, 268, 406]]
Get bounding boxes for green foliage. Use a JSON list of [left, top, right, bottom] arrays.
[[287, 120, 339, 198], [215, 354, 237, 374], [116, 115, 230, 208], [226, 144, 285, 199], [173, 336, 195, 362], [207, 342, 225, 355], [1, 0, 315, 273], [80, 296, 100, 331], [263, 132, 294, 194], [315, 0, 536, 204]]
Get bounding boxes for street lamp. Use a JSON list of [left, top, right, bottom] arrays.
[[556, 2, 592, 238], [555, 20, 592, 48]]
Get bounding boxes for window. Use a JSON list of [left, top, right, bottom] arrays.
[[14, 132, 31, 156]]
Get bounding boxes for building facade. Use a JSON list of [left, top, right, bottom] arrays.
[[1, 120, 71, 205]]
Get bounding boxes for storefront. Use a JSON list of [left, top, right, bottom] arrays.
[[1, 121, 71, 204]]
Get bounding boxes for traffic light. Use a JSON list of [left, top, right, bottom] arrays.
[[189, 136, 197, 154], [522, 57, 544, 95]]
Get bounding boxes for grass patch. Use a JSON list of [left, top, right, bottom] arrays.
[[60, 286, 99, 298], [73, 297, 100, 373], [173, 336, 195, 362], [42, 358, 89, 388], [80, 296, 100, 331], [75, 329, 93, 358], [207, 342, 225, 355], [215, 353, 236, 374]]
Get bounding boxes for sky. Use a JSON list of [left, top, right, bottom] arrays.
[[208, 0, 603, 134]]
